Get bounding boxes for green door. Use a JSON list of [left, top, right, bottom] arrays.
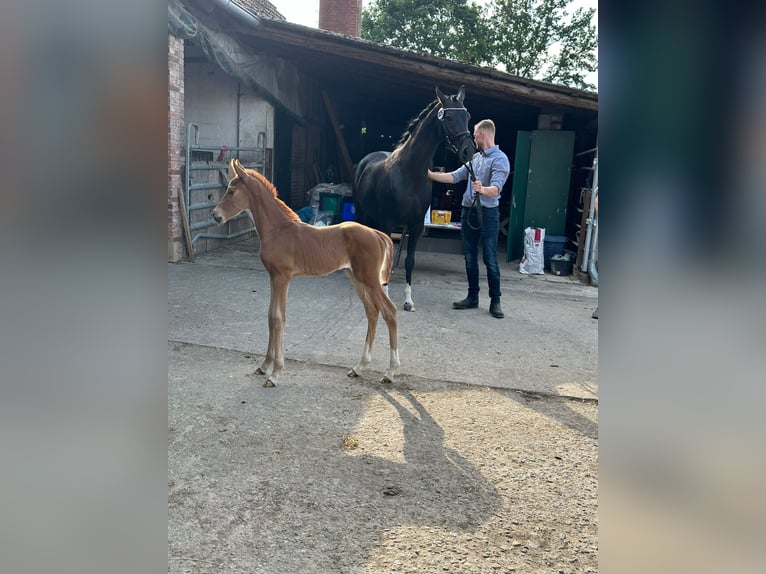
[[506, 130, 574, 261], [506, 131, 531, 262]]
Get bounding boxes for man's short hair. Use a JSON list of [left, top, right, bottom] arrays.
[[475, 119, 496, 136]]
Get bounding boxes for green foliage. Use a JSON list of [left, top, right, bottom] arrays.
[[361, 0, 597, 91], [361, 0, 487, 64]]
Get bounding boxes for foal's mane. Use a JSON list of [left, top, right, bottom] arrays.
[[394, 99, 439, 149], [243, 167, 300, 222]]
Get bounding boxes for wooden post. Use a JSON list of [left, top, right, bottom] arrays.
[[321, 90, 355, 183], [177, 186, 195, 262]]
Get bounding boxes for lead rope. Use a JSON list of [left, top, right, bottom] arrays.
[[465, 161, 483, 231]]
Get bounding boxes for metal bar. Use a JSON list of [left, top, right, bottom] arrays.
[[188, 202, 219, 211], [188, 145, 267, 152], [185, 123, 199, 228], [191, 227, 255, 246], [188, 183, 225, 191], [190, 213, 252, 232]]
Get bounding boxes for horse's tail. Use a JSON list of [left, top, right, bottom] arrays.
[[378, 231, 394, 286]]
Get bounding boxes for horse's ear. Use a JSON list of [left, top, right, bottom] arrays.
[[456, 85, 465, 103], [232, 159, 247, 179], [228, 159, 237, 179], [435, 86, 447, 104]]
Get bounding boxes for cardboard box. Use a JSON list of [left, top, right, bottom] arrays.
[[431, 210, 452, 224]]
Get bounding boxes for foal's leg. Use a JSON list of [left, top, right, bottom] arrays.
[[372, 285, 400, 383], [256, 274, 289, 387], [348, 287, 378, 379]]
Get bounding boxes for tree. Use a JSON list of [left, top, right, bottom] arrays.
[[486, 0, 597, 90], [361, 0, 487, 64], [361, 0, 597, 91]]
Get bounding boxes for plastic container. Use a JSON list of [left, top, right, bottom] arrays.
[[543, 235, 567, 269], [318, 192, 343, 222], [550, 253, 573, 276], [340, 200, 355, 222]]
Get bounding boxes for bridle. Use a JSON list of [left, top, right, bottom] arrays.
[[437, 105, 472, 157]]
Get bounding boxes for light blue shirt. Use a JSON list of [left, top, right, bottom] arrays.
[[449, 145, 510, 208]]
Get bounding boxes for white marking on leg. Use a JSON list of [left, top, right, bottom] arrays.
[[351, 343, 372, 377], [382, 348, 400, 383], [403, 283, 415, 312]]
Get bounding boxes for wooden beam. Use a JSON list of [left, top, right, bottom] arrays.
[[321, 90, 355, 183]]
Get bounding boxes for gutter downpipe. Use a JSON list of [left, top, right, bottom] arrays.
[[581, 151, 598, 275]]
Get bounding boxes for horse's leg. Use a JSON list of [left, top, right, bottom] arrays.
[[258, 274, 289, 387], [372, 285, 399, 383], [403, 232, 420, 312]]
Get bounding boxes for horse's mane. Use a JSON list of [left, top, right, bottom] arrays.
[[394, 99, 439, 149], [244, 167, 300, 222]]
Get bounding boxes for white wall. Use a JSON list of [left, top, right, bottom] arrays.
[[184, 60, 274, 150]]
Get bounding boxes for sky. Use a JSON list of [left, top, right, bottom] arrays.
[[268, 0, 596, 31]]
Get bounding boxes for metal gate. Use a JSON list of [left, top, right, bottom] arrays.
[[184, 123, 273, 255]]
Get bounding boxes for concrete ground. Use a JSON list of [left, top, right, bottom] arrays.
[[168, 238, 598, 573]]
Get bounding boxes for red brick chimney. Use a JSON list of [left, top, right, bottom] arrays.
[[318, 0, 363, 37]]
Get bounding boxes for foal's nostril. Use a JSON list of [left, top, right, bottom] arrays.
[[213, 213, 222, 223]]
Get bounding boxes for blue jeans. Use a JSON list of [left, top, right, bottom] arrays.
[[460, 206, 501, 300]]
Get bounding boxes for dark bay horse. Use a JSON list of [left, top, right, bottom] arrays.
[[213, 160, 399, 386], [353, 86, 476, 311]]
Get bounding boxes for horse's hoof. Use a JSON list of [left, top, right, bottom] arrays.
[[347, 368, 359, 378], [380, 375, 393, 384], [263, 380, 275, 388], [255, 367, 266, 375], [403, 302, 415, 312]]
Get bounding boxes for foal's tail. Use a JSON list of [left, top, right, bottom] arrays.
[[378, 231, 395, 286]]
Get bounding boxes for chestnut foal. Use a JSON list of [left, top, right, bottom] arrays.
[[213, 160, 400, 387]]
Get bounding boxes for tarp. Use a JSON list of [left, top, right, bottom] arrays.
[[168, 0, 304, 119]]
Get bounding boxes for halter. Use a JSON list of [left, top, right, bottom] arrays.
[[437, 105, 472, 156]]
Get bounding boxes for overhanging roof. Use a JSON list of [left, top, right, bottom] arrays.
[[249, 21, 598, 114], [173, 0, 597, 124]]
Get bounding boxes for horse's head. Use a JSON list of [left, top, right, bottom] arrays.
[[435, 86, 477, 164], [213, 159, 251, 224]]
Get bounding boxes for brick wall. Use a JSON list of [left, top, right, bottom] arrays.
[[168, 34, 185, 261], [318, 0, 362, 37]]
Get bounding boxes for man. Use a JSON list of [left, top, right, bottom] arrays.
[[427, 119, 510, 318]]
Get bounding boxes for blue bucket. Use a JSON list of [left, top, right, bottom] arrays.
[[341, 201, 356, 222]]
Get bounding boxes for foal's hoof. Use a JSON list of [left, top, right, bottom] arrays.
[[347, 368, 360, 378], [255, 367, 266, 375], [263, 380, 275, 388], [380, 375, 393, 384], [403, 302, 415, 312]]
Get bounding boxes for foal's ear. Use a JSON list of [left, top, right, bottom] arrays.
[[228, 159, 237, 179], [231, 159, 247, 179]]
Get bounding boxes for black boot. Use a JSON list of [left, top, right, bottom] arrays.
[[452, 295, 478, 309], [489, 298, 504, 319]]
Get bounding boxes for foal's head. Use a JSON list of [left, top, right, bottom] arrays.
[[213, 159, 253, 224]]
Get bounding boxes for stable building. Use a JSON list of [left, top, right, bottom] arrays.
[[167, 0, 598, 268]]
